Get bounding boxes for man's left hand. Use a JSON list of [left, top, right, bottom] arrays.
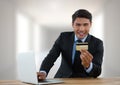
[[80, 49, 93, 68]]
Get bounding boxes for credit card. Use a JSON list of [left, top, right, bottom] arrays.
[[76, 42, 88, 51]]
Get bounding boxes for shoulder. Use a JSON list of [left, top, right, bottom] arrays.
[[88, 35, 104, 52], [60, 31, 74, 37], [89, 34, 103, 45], [60, 31, 74, 35], [57, 31, 74, 41]]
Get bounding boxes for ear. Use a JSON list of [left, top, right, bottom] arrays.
[[90, 22, 92, 27]]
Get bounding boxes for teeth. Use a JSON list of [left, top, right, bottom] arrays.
[[79, 32, 83, 34], [78, 32, 84, 35]]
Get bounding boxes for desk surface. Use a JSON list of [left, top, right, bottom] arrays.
[[0, 77, 120, 85]]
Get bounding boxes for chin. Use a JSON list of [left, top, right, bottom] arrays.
[[78, 35, 85, 39]]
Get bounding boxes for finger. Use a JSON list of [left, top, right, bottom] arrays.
[[37, 72, 45, 79], [81, 55, 91, 68], [38, 76, 42, 79], [81, 56, 88, 67], [85, 50, 93, 59], [80, 49, 85, 53], [81, 52, 91, 63], [80, 54, 89, 64], [38, 75, 45, 80], [81, 50, 93, 62], [38, 76, 45, 81]]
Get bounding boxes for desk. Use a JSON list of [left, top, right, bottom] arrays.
[[0, 77, 120, 85]]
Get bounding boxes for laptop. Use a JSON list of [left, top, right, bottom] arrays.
[[17, 52, 63, 84]]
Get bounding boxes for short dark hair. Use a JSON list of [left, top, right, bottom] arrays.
[[72, 9, 92, 23]]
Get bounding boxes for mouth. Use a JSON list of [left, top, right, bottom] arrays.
[[78, 32, 85, 36], [76, 31, 87, 39]]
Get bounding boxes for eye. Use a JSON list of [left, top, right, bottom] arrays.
[[76, 23, 81, 26], [83, 23, 89, 26]]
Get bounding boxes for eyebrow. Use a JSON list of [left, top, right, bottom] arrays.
[[76, 23, 89, 25]]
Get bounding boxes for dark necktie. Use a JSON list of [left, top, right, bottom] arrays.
[[74, 39, 82, 61], [71, 40, 85, 77], [74, 40, 82, 64]]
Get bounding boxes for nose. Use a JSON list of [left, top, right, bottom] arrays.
[[78, 25, 84, 31]]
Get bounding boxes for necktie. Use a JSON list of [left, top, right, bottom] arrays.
[[77, 40, 82, 43], [72, 40, 85, 76], [74, 40, 82, 63]]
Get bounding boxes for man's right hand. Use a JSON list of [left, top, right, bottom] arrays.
[[37, 71, 46, 81]]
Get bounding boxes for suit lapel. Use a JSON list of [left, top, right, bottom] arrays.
[[85, 34, 91, 42], [68, 33, 74, 66]]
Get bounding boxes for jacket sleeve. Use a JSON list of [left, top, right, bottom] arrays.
[[40, 33, 62, 74], [88, 40, 104, 78]]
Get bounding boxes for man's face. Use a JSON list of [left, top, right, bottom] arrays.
[[72, 18, 92, 39]]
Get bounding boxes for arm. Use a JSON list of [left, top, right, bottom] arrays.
[[80, 40, 104, 78], [89, 41, 104, 77], [39, 33, 62, 75]]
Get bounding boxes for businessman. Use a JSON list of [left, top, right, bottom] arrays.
[[37, 9, 104, 80]]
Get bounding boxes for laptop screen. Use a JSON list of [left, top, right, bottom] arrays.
[[17, 52, 63, 84], [17, 52, 38, 84]]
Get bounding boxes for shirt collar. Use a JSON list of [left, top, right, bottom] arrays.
[[74, 34, 88, 42]]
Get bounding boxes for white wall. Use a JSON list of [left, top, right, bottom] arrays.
[[0, 0, 16, 79], [103, 0, 120, 77], [0, 0, 120, 80]]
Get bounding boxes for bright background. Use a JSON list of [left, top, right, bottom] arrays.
[[0, 0, 120, 79]]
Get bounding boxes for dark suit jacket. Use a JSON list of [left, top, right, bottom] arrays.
[[40, 31, 104, 78]]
